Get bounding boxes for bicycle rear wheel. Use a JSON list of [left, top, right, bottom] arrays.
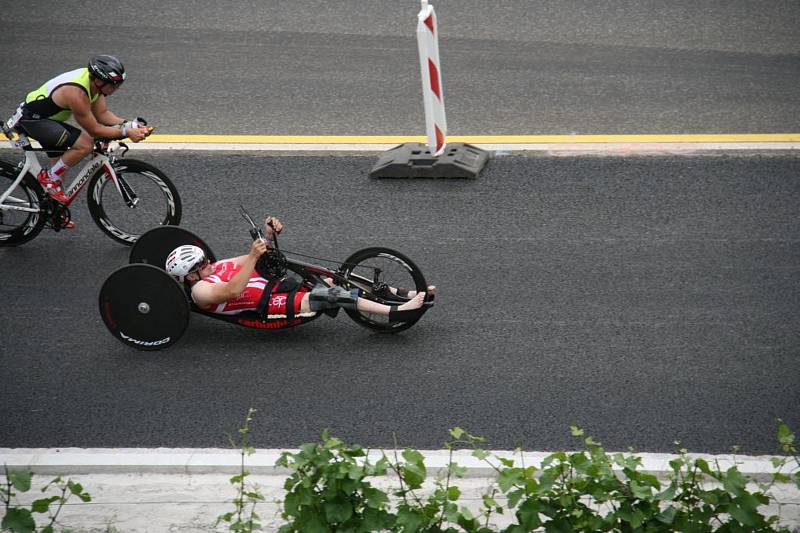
[[0, 159, 46, 246], [340, 247, 428, 333], [87, 158, 181, 245]]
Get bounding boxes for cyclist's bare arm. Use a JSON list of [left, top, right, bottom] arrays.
[[51, 86, 122, 138], [192, 240, 267, 307], [91, 96, 123, 126], [52, 86, 147, 141]]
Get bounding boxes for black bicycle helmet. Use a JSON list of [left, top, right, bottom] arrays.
[[88, 54, 126, 85]]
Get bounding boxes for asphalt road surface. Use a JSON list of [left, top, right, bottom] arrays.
[[1, 1, 798, 135], [0, 1, 797, 454], [1, 151, 798, 454]]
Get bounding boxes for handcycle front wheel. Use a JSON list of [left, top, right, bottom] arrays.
[[0, 159, 47, 247], [339, 247, 429, 333], [87, 158, 182, 246]]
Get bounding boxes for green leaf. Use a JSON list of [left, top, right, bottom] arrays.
[[363, 487, 389, 509], [449, 462, 467, 477], [483, 495, 500, 509], [629, 480, 652, 499], [449, 427, 464, 439], [655, 484, 677, 501], [1, 508, 36, 533], [445, 501, 461, 524], [656, 506, 677, 524], [694, 458, 713, 476], [7, 470, 32, 492], [401, 463, 426, 489], [472, 449, 490, 460], [507, 489, 525, 509], [402, 449, 425, 465], [447, 486, 461, 501], [459, 505, 475, 521], [31, 495, 60, 513], [347, 464, 363, 480], [729, 501, 759, 526], [374, 456, 389, 476], [570, 426, 584, 437], [324, 499, 353, 523], [40, 527, 54, 533], [516, 499, 542, 530], [723, 468, 748, 497], [363, 507, 395, 530], [67, 480, 84, 495], [498, 469, 522, 492], [396, 508, 424, 533], [777, 421, 795, 448]]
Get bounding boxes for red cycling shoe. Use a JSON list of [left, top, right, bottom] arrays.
[[36, 169, 70, 204]]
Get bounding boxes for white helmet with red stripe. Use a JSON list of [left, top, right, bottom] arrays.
[[165, 245, 205, 282]]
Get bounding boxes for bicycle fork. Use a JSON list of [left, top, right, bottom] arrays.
[[104, 160, 139, 208]]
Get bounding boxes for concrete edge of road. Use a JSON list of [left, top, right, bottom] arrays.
[[0, 448, 789, 482]]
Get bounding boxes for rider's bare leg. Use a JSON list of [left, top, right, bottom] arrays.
[[299, 291, 426, 315], [59, 131, 92, 168], [323, 277, 435, 299], [44, 132, 92, 182], [392, 285, 436, 298]]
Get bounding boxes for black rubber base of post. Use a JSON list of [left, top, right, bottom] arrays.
[[369, 142, 489, 179]]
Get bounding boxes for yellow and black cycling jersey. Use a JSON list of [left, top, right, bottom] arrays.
[[22, 67, 100, 121]]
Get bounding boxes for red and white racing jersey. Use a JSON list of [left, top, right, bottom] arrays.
[[193, 260, 307, 317]]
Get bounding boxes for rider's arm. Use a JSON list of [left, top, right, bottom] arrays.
[[91, 96, 124, 126], [191, 240, 267, 307], [57, 86, 127, 139]]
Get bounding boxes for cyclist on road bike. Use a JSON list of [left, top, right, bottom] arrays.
[[165, 217, 434, 323], [4, 54, 150, 206]]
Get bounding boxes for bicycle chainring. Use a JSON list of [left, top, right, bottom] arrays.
[[371, 281, 393, 300], [45, 202, 72, 231], [259, 250, 288, 278]]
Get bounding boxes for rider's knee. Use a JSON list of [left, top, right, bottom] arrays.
[[70, 134, 93, 154], [308, 284, 358, 312]]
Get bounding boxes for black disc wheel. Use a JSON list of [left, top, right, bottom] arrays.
[[340, 247, 429, 333], [87, 158, 181, 246], [129, 225, 216, 266], [0, 159, 47, 246], [99, 264, 190, 351]]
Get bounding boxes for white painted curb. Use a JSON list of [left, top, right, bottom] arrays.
[[0, 448, 786, 482]]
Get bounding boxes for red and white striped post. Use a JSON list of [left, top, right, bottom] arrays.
[[370, 1, 488, 178], [417, 0, 447, 156]]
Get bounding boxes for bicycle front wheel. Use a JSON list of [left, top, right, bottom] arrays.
[[340, 247, 429, 333], [87, 159, 182, 245], [0, 159, 47, 247]]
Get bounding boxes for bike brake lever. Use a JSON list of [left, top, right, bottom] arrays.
[[239, 205, 266, 241]]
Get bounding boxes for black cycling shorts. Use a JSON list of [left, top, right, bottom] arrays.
[[17, 119, 82, 158]]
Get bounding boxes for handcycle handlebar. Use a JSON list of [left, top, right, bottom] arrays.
[[239, 205, 288, 278]]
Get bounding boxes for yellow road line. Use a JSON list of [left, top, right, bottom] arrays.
[[143, 133, 800, 144]]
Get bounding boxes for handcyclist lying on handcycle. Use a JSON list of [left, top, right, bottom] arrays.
[[165, 217, 436, 321]]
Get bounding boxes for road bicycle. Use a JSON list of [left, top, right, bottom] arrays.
[[0, 126, 181, 246], [98, 208, 434, 351]]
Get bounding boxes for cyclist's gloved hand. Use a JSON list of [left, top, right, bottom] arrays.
[[126, 127, 149, 142], [122, 118, 151, 130]]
